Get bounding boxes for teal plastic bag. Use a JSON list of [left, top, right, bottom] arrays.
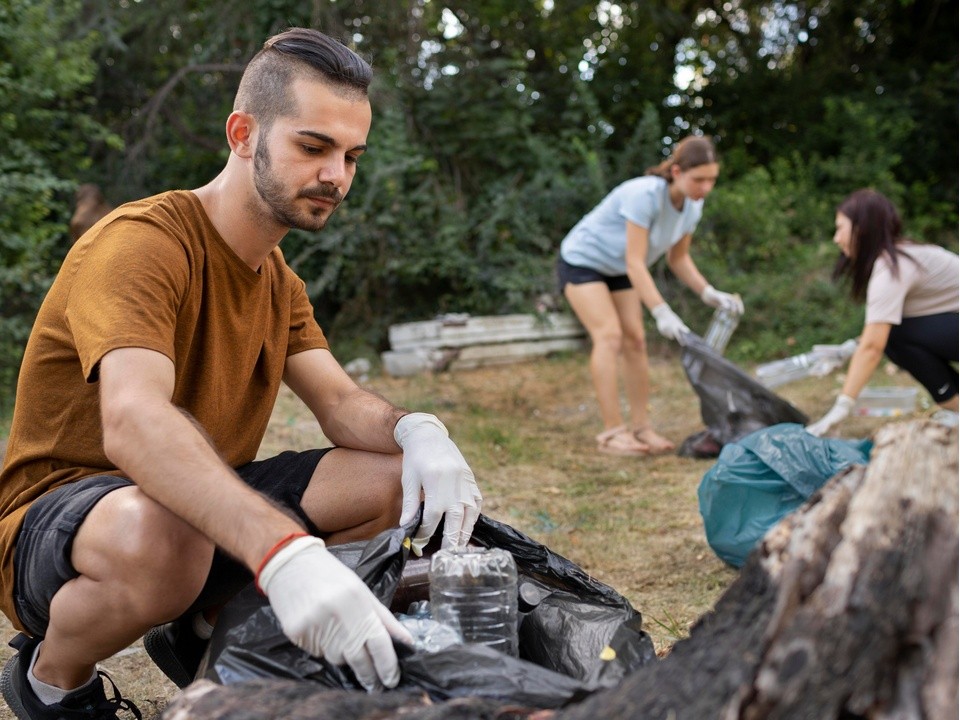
[[698, 423, 873, 568]]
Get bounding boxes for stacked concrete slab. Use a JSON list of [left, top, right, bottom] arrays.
[[381, 313, 586, 377]]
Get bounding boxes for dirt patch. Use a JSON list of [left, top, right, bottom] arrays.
[[0, 349, 926, 718]]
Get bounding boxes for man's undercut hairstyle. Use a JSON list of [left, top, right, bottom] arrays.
[[234, 27, 372, 133]]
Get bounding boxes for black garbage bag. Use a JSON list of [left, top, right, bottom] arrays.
[[201, 514, 656, 708], [678, 334, 808, 458], [469, 515, 655, 689]]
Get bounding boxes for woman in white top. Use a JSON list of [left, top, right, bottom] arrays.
[[807, 188, 959, 436], [557, 136, 743, 456]]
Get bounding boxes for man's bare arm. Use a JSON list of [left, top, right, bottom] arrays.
[[283, 347, 481, 552], [99, 347, 303, 570], [283, 348, 405, 451]]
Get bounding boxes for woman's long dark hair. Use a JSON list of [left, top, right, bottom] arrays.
[[832, 189, 911, 302]]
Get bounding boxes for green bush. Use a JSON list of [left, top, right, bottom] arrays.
[[0, 0, 112, 407], [696, 166, 791, 275]]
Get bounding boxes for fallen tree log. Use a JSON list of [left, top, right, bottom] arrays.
[[162, 419, 957, 720]]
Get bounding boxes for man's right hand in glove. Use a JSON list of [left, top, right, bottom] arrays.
[[257, 535, 413, 691], [651, 302, 690, 342]]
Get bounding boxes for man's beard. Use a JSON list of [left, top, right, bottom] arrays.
[[252, 139, 342, 232]]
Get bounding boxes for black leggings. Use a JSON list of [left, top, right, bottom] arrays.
[[884, 312, 958, 403]]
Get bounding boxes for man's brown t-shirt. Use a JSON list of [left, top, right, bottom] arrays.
[[0, 191, 328, 630]]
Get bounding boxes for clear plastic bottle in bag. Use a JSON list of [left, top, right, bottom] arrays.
[[428, 547, 519, 656], [703, 307, 741, 355], [394, 600, 462, 653]]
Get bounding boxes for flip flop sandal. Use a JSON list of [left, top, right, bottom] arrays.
[[596, 425, 650, 456], [633, 426, 675, 455]]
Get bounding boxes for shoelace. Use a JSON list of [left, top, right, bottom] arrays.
[[84, 672, 143, 719]]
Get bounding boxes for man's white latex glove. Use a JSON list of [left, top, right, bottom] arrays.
[[805, 394, 855, 437], [257, 536, 413, 691], [651, 303, 691, 342], [395, 412, 482, 554], [700, 285, 745, 315]]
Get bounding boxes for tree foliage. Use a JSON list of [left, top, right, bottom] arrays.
[[0, 0, 956, 402], [678, 0, 957, 211], [0, 0, 116, 411]]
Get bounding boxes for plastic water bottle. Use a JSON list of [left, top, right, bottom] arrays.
[[428, 547, 519, 656], [754, 339, 858, 389], [395, 601, 463, 653], [703, 307, 740, 355], [754, 351, 819, 388]]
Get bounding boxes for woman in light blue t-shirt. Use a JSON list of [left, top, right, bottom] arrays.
[[557, 136, 744, 457]]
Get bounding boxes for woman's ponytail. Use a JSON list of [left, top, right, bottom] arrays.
[[645, 136, 718, 183]]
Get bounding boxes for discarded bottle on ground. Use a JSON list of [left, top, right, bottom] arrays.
[[429, 547, 519, 657]]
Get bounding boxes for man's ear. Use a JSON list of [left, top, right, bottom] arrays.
[[226, 111, 256, 157]]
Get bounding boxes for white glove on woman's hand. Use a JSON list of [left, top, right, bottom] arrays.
[[257, 536, 413, 691], [395, 413, 482, 554], [651, 303, 691, 342], [805, 394, 855, 437], [700, 285, 745, 315]]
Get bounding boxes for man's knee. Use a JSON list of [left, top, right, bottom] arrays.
[[304, 449, 404, 543], [345, 451, 403, 530], [74, 488, 213, 611], [378, 453, 404, 523]]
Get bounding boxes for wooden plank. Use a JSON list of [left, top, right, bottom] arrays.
[[380, 348, 436, 377], [381, 337, 586, 377], [388, 313, 584, 351], [447, 337, 586, 370]]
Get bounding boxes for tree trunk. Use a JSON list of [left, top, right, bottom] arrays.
[[162, 420, 958, 720]]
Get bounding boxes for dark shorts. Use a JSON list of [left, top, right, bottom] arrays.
[[884, 312, 959, 403], [12, 448, 332, 637], [556, 256, 632, 294]]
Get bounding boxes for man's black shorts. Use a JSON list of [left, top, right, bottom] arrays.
[[13, 449, 332, 636]]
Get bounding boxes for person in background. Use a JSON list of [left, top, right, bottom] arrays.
[[807, 188, 959, 436], [0, 28, 481, 720], [557, 136, 744, 456], [68, 184, 114, 244]]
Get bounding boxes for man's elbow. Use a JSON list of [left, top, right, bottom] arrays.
[[100, 395, 146, 466], [101, 413, 129, 468]]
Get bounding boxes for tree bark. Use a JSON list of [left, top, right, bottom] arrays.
[[162, 420, 958, 720]]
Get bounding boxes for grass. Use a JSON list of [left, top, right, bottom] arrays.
[[0, 343, 932, 719]]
